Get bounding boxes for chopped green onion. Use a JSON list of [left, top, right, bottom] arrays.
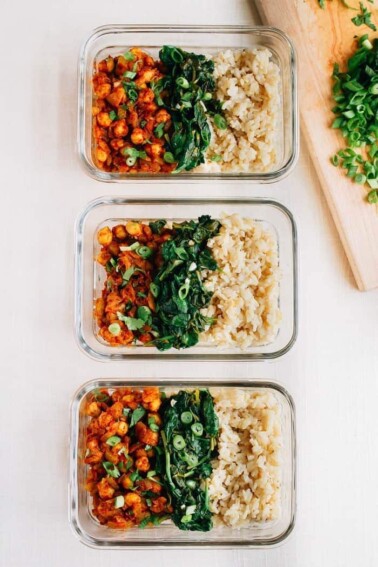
[[178, 280, 190, 300], [191, 423, 203, 436], [184, 453, 198, 467], [173, 435, 186, 450], [147, 470, 157, 479], [108, 323, 121, 336], [331, 155, 340, 166], [367, 178, 378, 188], [114, 495, 125, 509], [106, 435, 121, 447], [186, 505, 197, 515], [148, 416, 159, 432], [124, 51, 135, 61], [186, 479, 197, 489], [181, 411, 193, 424], [130, 470, 141, 482], [181, 514, 192, 524], [150, 282, 159, 297], [109, 110, 117, 121], [137, 246, 153, 259], [126, 156, 136, 166], [176, 76, 190, 89], [367, 188, 378, 202], [103, 461, 120, 478], [124, 71, 136, 79], [355, 173, 367, 183]]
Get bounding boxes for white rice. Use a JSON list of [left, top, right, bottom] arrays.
[[198, 48, 280, 173], [202, 213, 281, 349], [209, 388, 282, 527]]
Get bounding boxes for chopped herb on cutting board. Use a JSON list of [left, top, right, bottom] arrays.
[[330, 34, 378, 204]]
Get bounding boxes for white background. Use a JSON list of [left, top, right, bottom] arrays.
[[1, 1, 377, 566]]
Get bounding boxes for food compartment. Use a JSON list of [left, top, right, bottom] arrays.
[[78, 25, 298, 182], [75, 198, 297, 361], [69, 379, 296, 548]]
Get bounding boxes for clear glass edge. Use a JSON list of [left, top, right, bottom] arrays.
[[68, 378, 297, 549], [74, 196, 298, 362], [77, 24, 299, 184]]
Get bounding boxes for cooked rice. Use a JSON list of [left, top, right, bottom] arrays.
[[202, 213, 281, 348], [198, 48, 280, 173], [209, 388, 282, 527]]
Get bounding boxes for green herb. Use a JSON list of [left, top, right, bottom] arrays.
[[156, 389, 219, 531], [106, 435, 121, 447], [213, 114, 227, 130], [117, 311, 146, 331], [124, 51, 135, 61], [138, 514, 169, 529], [122, 147, 147, 160], [122, 80, 138, 103], [103, 461, 121, 478], [351, 2, 377, 30], [130, 406, 146, 427], [108, 322, 121, 336], [109, 110, 117, 121], [318, 0, 358, 7], [130, 470, 141, 482], [331, 35, 378, 202], [149, 219, 166, 235], [154, 122, 165, 138], [210, 154, 222, 162], [157, 45, 225, 172], [148, 416, 160, 432], [163, 152, 175, 164], [151, 216, 220, 351], [93, 389, 109, 403]]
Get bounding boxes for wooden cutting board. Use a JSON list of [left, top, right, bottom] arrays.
[[256, 0, 378, 291]]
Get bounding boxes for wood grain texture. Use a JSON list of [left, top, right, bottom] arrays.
[[256, 0, 378, 290]]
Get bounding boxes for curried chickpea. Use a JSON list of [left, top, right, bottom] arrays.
[[97, 112, 112, 128], [113, 224, 128, 240], [97, 226, 113, 246], [125, 221, 143, 236]]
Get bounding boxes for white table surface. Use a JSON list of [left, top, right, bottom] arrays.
[[1, 1, 377, 566]]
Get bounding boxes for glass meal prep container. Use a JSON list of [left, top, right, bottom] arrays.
[[74, 196, 297, 361], [69, 379, 296, 549], [78, 25, 298, 182]]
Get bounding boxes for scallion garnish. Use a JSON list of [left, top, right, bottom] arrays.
[[103, 461, 121, 478], [106, 435, 121, 447]]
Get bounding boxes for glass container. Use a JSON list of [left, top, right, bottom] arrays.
[[78, 25, 298, 183], [69, 379, 296, 549], [74, 197, 297, 361]]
